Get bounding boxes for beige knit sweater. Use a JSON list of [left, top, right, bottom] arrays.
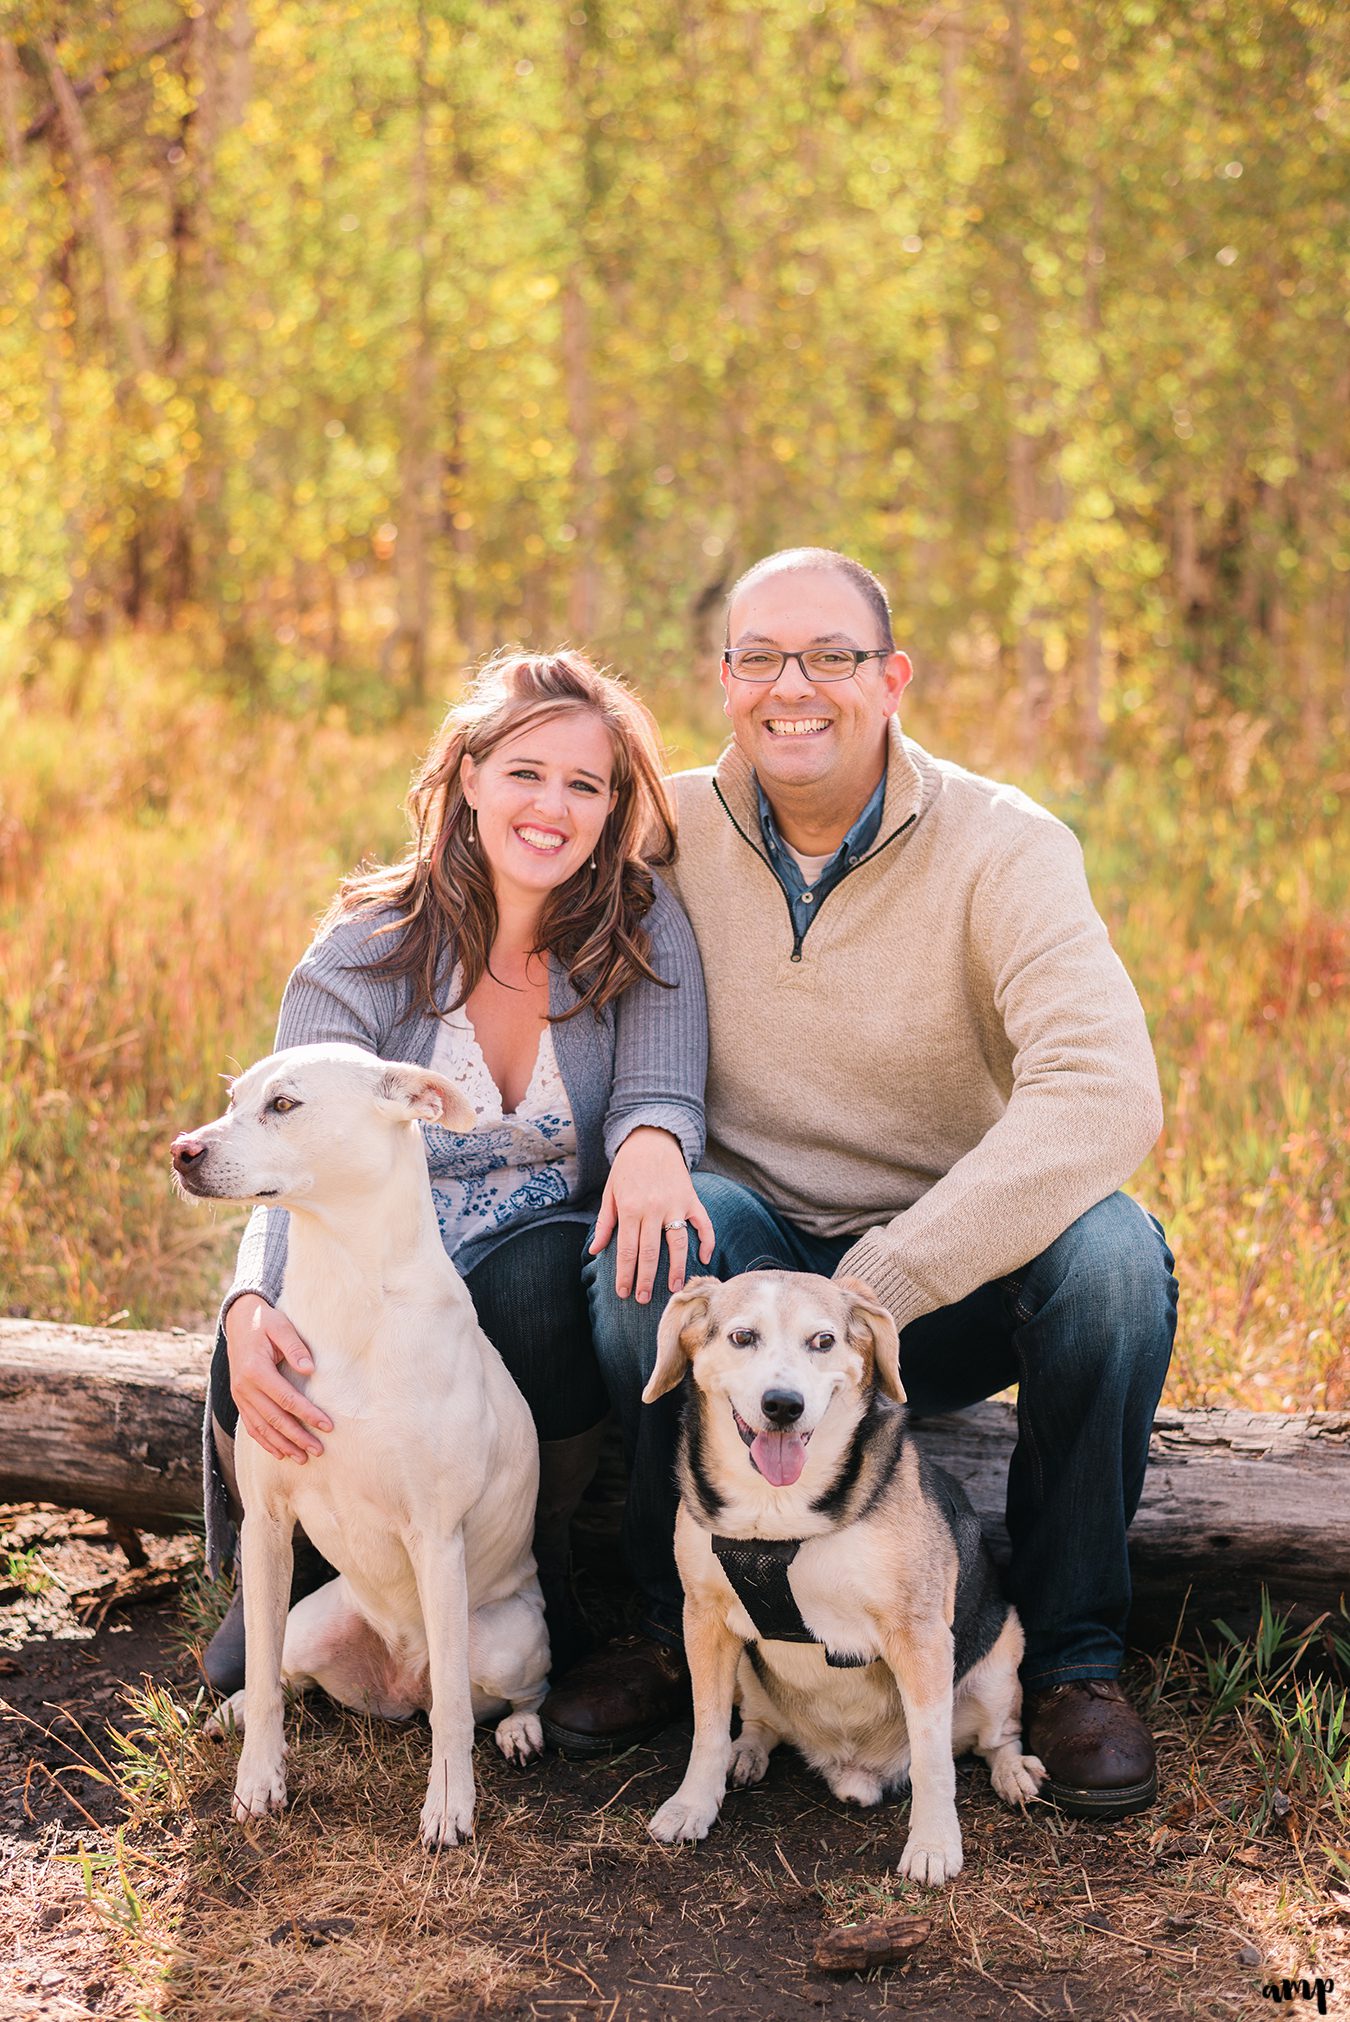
[[667, 721, 1163, 1334]]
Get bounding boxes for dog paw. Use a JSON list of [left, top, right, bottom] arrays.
[[825, 1763, 885, 1807], [649, 1788, 722, 1844], [898, 1830, 963, 1887], [728, 1733, 772, 1788], [204, 1689, 246, 1740], [494, 1711, 543, 1766], [231, 1760, 287, 1823], [419, 1786, 476, 1849], [992, 1750, 1046, 1807]]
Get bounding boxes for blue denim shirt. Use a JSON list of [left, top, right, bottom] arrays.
[[755, 771, 887, 948]]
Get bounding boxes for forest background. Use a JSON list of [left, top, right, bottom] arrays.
[[0, 0, 1346, 1415]]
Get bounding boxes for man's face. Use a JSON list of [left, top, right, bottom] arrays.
[[720, 567, 912, 809]]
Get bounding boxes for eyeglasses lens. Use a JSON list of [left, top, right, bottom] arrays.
[[726, 649, 862, 682]]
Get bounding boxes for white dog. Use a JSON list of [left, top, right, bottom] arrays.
[[173, 1042, 550, 1848]]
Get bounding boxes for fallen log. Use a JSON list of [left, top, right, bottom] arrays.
[[911, 1403, 1350, 1622], [0, 1318, 211, 1531], [2, 1320, 1348, 1617]]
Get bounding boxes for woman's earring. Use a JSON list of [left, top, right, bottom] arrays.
[[589, 851, 597, 872], [466, 806, 476, 845]]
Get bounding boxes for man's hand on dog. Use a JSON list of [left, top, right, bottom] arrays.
[[225, 1293, 333, 1461], [590, 1126, 715, 1303]]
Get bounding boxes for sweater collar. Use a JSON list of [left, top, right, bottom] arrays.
[[713, 716, 932, 850]]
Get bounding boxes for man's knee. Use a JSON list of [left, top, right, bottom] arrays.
[[1020, 1193, 1177, 1388], [583, 1170, 795, 1381], [689, 1170, 802, 1276]]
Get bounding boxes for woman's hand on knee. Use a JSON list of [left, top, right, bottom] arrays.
[[224, 1294, 332, 1462], [590, 1127, 715, 1303]]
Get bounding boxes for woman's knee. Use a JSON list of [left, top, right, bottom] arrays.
[[468, 1224, 606, 1437]]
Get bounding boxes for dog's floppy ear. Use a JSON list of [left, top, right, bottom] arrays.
[[641, 1278, 716, 1402], [375, 1064, 476, 1133], [837, 1276, 905, 1403]]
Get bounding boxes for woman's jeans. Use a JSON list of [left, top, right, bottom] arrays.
[[583, 1172, 1178, 1689]]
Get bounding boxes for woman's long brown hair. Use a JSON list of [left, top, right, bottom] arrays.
[[321, 649, 678, 1021]]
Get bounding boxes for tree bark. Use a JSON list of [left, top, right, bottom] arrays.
[[912, 1400, 1350, 1621], [3, 1323, 1348, 1620], [0, 36, 87, 635], [22, 24, 189, 145], [390, 0, 436, 705], [1001, 1, 1048, 754], [36, 36, 153, 380], [0, 1321, 210, 1531], [562, 5, 602, 643]]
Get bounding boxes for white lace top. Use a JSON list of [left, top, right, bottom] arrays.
[[423, 984, 579, 1262]]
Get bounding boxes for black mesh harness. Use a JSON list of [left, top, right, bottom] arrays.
[[711, 1535, 869, 1668]]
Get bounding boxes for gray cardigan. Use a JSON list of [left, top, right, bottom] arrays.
[[204, 873, 707, 1569]]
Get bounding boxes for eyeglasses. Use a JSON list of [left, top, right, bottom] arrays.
[[723, 647, 890, 684]]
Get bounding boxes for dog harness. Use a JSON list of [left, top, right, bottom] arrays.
[[712, 1536, 869, 1668]]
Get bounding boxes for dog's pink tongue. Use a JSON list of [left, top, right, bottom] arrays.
[[751, 1430, 807, 1487]]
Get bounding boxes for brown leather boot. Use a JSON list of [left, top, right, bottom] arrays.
[[540, 1634, 689, 1754], [1025, 1678, 1157, 1817]]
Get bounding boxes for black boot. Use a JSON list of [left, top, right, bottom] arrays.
[[200, 1531, 337, 1695], [533, 1426, 606, 1677], [202, 1580, 246, 1693]]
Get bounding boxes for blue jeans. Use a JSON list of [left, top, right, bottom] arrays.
[[583, 1173, 1177, 1687]]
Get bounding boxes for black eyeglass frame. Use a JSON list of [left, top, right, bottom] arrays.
[[721, 647, 892, 684]]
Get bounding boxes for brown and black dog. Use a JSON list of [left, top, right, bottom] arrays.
[[643, 1269, 1043, 1884]]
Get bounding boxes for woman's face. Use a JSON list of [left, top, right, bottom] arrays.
[[460, 709, 619, 912]]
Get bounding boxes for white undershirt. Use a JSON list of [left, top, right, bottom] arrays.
[[782, 841, 834, 887]]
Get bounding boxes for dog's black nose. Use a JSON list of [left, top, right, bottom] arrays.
[[761, 1388, 804, 1426], [171, 1134, 207, 1173]]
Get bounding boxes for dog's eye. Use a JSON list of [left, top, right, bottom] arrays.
[[268, 1095, 301, 1115], [808, 1331, 836, 1353], [729, 1328, 758, 1349]]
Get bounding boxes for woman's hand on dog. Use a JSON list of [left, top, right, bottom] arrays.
[[225, 1294, 334, 1461], [590, 1126, 715, 1303]]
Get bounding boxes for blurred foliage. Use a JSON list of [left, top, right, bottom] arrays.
[[0, 0, 1347, 734], [0, 3, 1346, 1396]]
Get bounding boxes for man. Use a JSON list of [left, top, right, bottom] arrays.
[[541, 546, 1177, 1819]]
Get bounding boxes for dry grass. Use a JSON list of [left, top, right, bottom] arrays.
[[1, 1614, 1335, 2022]]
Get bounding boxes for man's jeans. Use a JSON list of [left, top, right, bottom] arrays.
[[583, 1173, 1177, 1688]]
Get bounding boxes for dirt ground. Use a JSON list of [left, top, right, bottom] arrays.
[[2, 1503, 1346, 2022]]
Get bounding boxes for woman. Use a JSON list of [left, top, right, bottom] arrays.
[[203, 648, 713, 1696]]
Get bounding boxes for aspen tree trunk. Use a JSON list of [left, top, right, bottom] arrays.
[[37, 37, 153, 380], [0, 38, 87, 636], [392, 0, 437, 705], [38, 31, 168, 629], [1080, 168, 1106, 767], [1002, 1, 1048, 757], [906, 1, 962, 638], [445, 404, 477, 657], [183, 0, 250, 608], [562, 6, 600, 645]]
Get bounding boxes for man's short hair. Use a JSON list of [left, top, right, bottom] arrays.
[[724, 547, 895, 651]]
